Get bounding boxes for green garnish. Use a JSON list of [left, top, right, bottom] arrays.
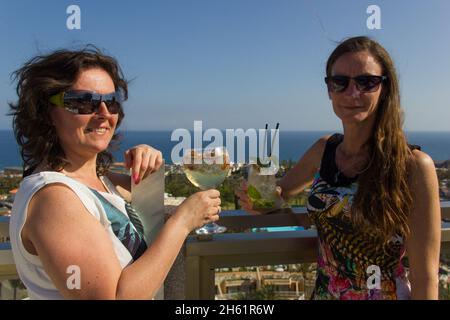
[[247, 184, 262, 199], [253, 199, 276, 209]]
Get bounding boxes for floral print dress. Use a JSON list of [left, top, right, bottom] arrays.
[[306, 133, 418, 300]]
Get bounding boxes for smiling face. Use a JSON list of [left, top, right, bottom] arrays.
[[50, 68, 119, 160], [328, 51, 384, 125]]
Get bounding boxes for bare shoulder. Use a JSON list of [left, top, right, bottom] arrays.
[[277, 134, 333, 197], [27, 183, 94, 226], [306, 134, 332, 162], [409, 149, 436, 178], [316, 134, 333, 149], [24, 183, 101, 253], [293, 134, 332, 174], [407, 149, 439, 206], [29, 183, 82, 214]]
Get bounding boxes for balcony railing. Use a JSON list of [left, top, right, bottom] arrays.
[[180, 201, 450, 299], [2, 202, 450, 299]]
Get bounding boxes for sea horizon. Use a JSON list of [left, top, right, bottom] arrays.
[[1, 129, 450, 169]]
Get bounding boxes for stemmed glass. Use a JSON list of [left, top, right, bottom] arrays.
[[182, 146, 230, 235]]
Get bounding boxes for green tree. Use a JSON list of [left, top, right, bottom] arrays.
[[0, 176, 22, 195]]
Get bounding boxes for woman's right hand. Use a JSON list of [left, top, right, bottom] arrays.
[[235, 181, 312, 228], [235, 180, 283, 215], [174, 189, 221, 233]]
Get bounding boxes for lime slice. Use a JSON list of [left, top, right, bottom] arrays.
[[253, 199, 276, 209], [247, 184, 262, 200]]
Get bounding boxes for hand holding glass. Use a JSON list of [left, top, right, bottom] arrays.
[[246, 162, 279, 211], [182, 147, 230, 235]]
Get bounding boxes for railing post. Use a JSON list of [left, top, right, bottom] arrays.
[[185, 255, 216, 300], [185, 256, 201, 299], [199, 257, 216, 300]]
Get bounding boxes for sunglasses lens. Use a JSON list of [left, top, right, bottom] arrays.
[[355, 76, 383, 92], [104, 101, 121, 114], [326, 76, 384, 93], [65, 99, 97, 114], [66, 100, 121, 114], [328, 76, 349, 92], [62, 91, 123, 114], [101, 91, 122, 114]]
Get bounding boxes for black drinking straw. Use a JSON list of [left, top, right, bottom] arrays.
[[259, 124, 268, 166], [269, 122, 279, 159]]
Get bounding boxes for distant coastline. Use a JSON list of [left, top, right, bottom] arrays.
[[1, 130, 450, 168]]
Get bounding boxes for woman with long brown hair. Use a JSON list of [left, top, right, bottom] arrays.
[[237, 36, 441, 299]]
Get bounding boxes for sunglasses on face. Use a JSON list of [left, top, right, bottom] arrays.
[[324, 75, 387, 93], [49, 90, 123, 115]]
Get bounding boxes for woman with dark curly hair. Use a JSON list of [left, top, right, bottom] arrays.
[[236, 36, 441, 299], [9, 47, 221, 299]]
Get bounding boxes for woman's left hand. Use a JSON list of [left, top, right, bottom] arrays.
[[124, 144, 163, 184]]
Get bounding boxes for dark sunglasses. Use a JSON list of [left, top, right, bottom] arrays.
[[325, 75, 387, 93], [49, 90, 123, 114]]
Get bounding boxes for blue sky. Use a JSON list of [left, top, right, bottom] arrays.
[[0, 0, 449, 131]]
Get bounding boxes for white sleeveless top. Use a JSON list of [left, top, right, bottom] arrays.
[[9, 171, 134, 300]]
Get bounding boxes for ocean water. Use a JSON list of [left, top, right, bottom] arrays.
[[1, 130, 450, 169]]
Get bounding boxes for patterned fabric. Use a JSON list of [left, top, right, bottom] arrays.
[[306, 133, 418, 300], [91, 189, 147, 261], [124, 201, 145, 236]]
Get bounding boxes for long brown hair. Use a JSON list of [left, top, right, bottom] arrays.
[[9, 45, 128, 177], [326, 36, 413, 241]]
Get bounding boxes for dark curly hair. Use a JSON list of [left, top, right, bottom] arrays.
[[9, 45, 128, 177]]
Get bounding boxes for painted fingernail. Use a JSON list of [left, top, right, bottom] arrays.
[[133, 174, 139, 184]]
